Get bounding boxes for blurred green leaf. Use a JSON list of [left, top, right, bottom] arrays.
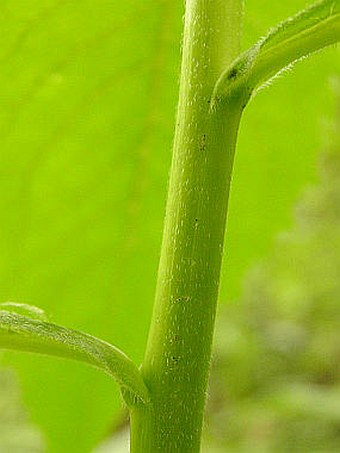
[[206, 103, 340, 451], [1, 1, 182, 450], [0, 0, 338, 451]]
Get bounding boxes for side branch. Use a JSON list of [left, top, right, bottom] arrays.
[[212, 0, 340, 107], [0, 310, 150, 407]]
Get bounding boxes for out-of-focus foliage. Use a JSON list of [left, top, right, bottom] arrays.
[[205, 102, 340, 452], [0, 0, 339, 451], [0, 364, 45, 452]]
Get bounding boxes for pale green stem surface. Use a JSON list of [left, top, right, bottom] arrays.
[[132, 1, 244, 451]]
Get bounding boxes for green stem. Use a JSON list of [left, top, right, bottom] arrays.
[[129, 404, 153, 451], [131, 1, 244, 451]]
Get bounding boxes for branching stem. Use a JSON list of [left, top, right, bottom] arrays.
[[212, 0, 340, 106], [0, 310, 149, 407], [135, 1, 244, 451]]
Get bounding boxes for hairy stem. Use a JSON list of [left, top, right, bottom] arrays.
[[131, 1, 244, 451], [0, 310, 149, 407], [213, 0, 340, 104]]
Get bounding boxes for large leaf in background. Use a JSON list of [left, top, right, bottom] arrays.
[[0, 1, 183, 451], [0, 0, 338, 451]]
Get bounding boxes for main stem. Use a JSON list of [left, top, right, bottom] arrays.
[[131, 1, 244, 451]]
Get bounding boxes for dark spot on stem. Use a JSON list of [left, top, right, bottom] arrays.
[[199, 134, 206, 151], [170, 335, 182, 344], [228, 68, 238, 80], [175, 296, 190, 303]]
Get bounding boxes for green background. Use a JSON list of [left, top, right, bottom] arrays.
[[0, 1, 339, 451]]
